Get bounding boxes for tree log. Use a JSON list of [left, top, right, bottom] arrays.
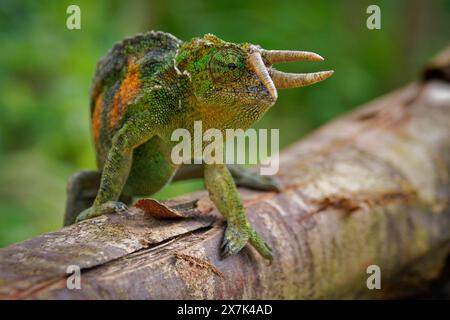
[[1, 48, 450, 300]]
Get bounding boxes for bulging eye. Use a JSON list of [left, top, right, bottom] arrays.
[[209, 47, 245, 83]]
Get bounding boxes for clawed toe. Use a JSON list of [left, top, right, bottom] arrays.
[[113, 202, 128, 214], [249, 230, 273, 261], [220, 225, 250, 259], [220, 224, 273, 260]]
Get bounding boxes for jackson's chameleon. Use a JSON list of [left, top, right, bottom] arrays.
[[64, 31, 333, 260]]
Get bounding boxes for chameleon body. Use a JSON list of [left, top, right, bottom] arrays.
[[65, 31, 333, 259]]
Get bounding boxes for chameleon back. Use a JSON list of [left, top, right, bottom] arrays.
[[90, 31, 181, 165]]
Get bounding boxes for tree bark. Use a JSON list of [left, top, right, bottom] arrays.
[[1, 48, 450, 300]]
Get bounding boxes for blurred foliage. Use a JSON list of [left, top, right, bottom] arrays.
[[0, 0, 449, 246]]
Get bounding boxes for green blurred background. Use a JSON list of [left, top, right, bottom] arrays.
[[0, 0, 449, 246]]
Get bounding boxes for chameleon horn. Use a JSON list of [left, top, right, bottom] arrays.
[[248, 47, 278, 100], [270, 69, 334, 89], [262, 50, 324, 63]]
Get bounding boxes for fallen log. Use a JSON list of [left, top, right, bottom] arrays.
[[0, 48, 450, 299]]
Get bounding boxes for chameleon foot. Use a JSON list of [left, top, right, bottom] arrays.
[[221, 223, 273, 260], [75, 201, 128, 223], [249, 229, 273, 261], [228, 164, 281, 192]]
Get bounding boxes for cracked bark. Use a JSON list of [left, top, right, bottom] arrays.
[[1, 47, 450, 299]]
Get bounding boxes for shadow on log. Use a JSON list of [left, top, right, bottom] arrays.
[[1, 47, 450, 300]]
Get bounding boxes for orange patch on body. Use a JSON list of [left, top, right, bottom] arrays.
[[92, 93, 103, 143], [109, 59, 141, 130]]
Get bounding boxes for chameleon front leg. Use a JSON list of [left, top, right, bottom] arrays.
[[64, 170, 133, 226], [204, 163, 272, 260], [76, 112, 159, 222]]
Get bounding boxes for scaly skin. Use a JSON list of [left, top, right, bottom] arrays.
[[65, 31, 333, 260]]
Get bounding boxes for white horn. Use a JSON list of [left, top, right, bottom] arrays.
[[248, 46, 278, 100]]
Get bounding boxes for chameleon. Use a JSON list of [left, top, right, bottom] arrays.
[[64, 31, 333, 260]]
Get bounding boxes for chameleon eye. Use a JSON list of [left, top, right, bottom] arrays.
[[209, 47, 245, 84]]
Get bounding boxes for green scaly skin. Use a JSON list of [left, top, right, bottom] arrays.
[[66, 31, 295, 260]]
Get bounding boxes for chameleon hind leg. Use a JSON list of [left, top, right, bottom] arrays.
[[64, 170, 132, 226], [227, 164, 281, 191], [64, 170, 100, 226], [204, 163, 272, 260], [174, 164, 281, 191]]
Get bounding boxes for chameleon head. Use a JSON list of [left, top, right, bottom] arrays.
[[176, 34, 333, 127]]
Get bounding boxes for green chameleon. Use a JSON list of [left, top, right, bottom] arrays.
[[64, 31, 333, 260]]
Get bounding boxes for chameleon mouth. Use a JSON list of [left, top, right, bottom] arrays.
[[247, 45, 334, 100]]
